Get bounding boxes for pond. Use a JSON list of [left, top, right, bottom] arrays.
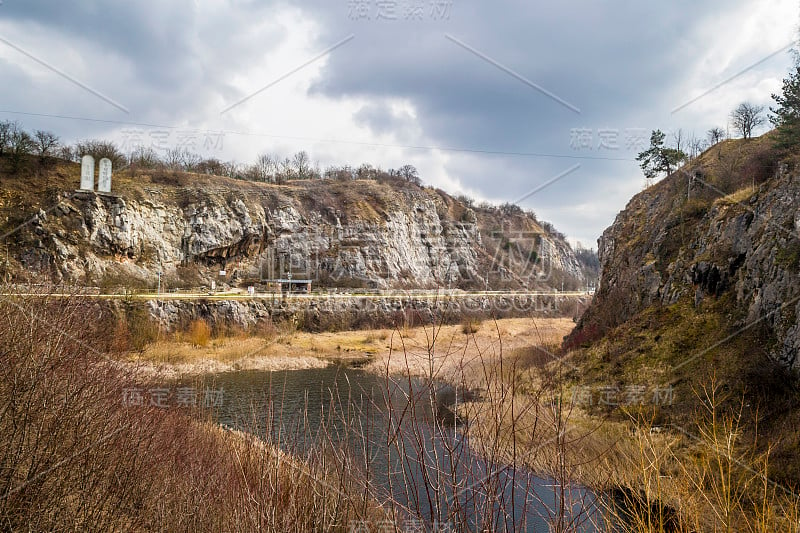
[[197, 365, 611, 532]]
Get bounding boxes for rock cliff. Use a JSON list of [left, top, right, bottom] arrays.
[[0, 161, 585, 291], [569, 135, 800, 370]]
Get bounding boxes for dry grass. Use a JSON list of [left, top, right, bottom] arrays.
[[365, 317, 575, 384], [5, 289, 797, 531], [361, 310, 800, 532], [714, 185, 757, 207], [0, 290, 386, 532], [123, 317, 574, 380], [461, 317, 481, 334], [187, 318, 212, 346], [442, 339, 800, 532], [129, 337, 331, 379]]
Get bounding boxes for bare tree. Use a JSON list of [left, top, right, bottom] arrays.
[[730, 102, 765, 139], [292, 151, 311, 179], [707, 127, 726, 145], [276, 157, 293, 184], [222, 161, 241, 179], [398, 164, 421, 185], [671, 128, 686, 154], [8, 124, 35, 171], [163, 147, 183, 170], [252, 153, 277, 182], [128, 146, 161, 169], [75, 139, 126, 168], [195, 158, 226, 176], [57, 145, 78, 162], [181, 150, 201, 171], [686, 133, 707, 160], [324, 165, 356, 181], [10, 129, 34, 154], [309, 160, 322, 180], [0, 121, 13, 156], [33, 130, 60, 161], [356, 163, 377, 180], [163, 147, 201, 171]]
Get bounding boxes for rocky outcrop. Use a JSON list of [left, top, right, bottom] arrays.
[[143, 293, 584, 332], [6, 170, 584, 292], [571, 140, 800, 369]]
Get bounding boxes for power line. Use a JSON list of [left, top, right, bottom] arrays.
[[0, 109, 638, 162]]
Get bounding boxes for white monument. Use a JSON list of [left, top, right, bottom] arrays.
[[98, 158, 112, 193], [80, 155, 95, 190]]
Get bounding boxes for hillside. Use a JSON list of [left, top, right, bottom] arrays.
[[0, 157, 585, 292], [566, 133, 800, 484]]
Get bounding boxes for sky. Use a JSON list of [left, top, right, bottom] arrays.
[[0, 0, 797, 247]]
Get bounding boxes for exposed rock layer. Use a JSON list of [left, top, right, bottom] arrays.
[[5, 168, 585, 292], [572, 140, 800, 369]]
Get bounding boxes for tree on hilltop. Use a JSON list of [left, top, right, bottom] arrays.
[[75, 139, 125, 168], [8, 124, 35, 171], [636, 130, 686, 183], [0, 121, 14, 156], [33, 130, 59, 161], [707, 127, 726, 146], [730, 102, 765, 139], [397, 164, 420, 185], [292, 151, 311, 179]]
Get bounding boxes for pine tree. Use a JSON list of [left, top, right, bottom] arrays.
[[636, 130, 686, 181], [770, 65, 800, 149]]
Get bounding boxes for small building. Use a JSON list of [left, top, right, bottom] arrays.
[[262, 278, 312, 294]]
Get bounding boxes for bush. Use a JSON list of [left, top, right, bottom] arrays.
[[681, 197, 710, 219], [188, 318, 212, 347], [0, 291, 383, 531], [461, 317, 481, 334], [125, 305, 161, 351], [74, 139, 126, 168]]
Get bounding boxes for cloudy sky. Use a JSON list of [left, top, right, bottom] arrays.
[[0, 1, 797, 247]]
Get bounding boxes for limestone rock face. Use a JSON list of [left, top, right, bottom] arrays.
[[143, 293, 580, 333], [7, 176, 584, 292], [575, 159, 800, 369]]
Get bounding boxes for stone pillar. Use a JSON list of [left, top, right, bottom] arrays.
[[80, 155, 95, 190], [98, 158, 112, 193]]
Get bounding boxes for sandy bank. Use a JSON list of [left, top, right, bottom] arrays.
[[120, 317, 576, 382]]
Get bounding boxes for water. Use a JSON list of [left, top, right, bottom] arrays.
[[197, 366, 609, 532]]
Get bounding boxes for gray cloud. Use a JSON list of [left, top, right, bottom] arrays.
[[0, 0, 795, 247]]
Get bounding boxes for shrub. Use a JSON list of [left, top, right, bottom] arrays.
[[0, 290, 383, 531], [461, 317, 481, 334], [74, 139, 126, 168], [125, 305, 160, 351], [681, 197, 710, 219], [188, 318, 211, 347]]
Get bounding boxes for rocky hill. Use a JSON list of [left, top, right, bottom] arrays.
[[566, 134, 800, 483], [571, 135, 800, 368], [0, 158, 585, 291]]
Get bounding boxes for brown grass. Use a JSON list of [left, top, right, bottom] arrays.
[[0, 290, 386, 532], [461, 317, 481, 334], [358, 309, 800, 531], [441, 333, 800, 532], [714, 185, 757, 207], [122, 317, 575, 379], [188, 318, 211, 347], [366, 317, 575, 384], [5, 288, 797, 531]]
